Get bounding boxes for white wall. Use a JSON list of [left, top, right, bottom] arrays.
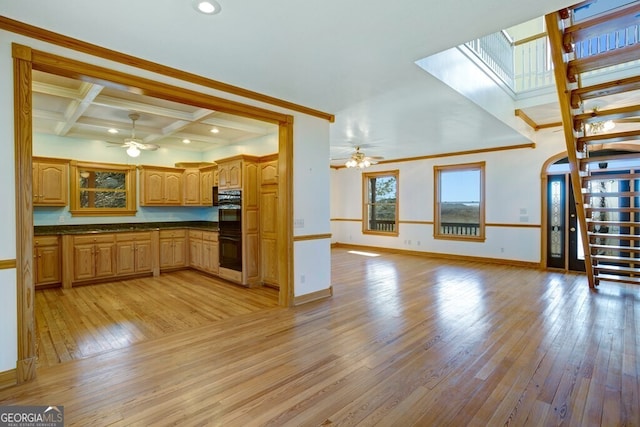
[[292, 114, 331, 296], [0, 29, 332, 373], [331, 128, 567, 263]]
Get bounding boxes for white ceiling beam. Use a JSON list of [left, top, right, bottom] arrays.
[[55, 82, 105, 136], [143, 110, 217, 143], [201, 117, 272, 134], [32, 81, 82, 99], [33, 108, 64, 122], [91, 95, 212, 122]]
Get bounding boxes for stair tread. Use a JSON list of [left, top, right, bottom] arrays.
[[568, 44, 640, 82], [586, 219, 639, 224], [588, 232, 640, 239], [586, 207, 640, 212], [590, 244, 640, 251], [593, 264, 640, 273], [565, 2, 640, 44], [582, 172, 638, 181], [592, 254, 640, 263], [575, 105, 640, 126], [571, 75, 640, 109], [583, 191, 637, 197], [580, 152, 640, 165], [595, 273, 640, 285], [578, 129, 640, 146]]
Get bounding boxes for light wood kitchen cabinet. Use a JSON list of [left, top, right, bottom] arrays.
[[72, 234, 117, 282], [116, 232, 153, 276], [189, 230, 219, 275], [260, 159, 278, 186], [260, 187, 279, 287], [159, 229, 187, 270], [140, 166, 185, 206], [217, 159, 242, 190], [33, 157, 69, 206], [200, 166, 216, 206], [202, 231, 219, 275], [188, 230, 203, 270], [183, 168, 201, 205], [259, 156, 279, 287], [34, 235, 61, 288]]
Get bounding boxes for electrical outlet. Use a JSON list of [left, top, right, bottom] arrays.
[[58, 215, 65, 224], [294, 218, 304, 228], [300, 274, 306, 284]]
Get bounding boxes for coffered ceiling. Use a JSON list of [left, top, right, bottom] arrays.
[[32, 70, 278, 153]]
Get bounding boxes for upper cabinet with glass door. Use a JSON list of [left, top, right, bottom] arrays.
[[69, 161, 137, 216]]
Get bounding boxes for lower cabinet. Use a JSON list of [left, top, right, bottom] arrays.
[[53, 228, 218, 287], [34, 235, 61, 288], [203, 231, 219, 275], [72, 234, 117, 282], [189, 230, 219, 275], [159, 229, 187, 270], [116, 232, 153, 275]]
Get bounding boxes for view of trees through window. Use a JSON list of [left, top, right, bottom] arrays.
[[79, 171, 127, 208], [364, 171, 398, 234]]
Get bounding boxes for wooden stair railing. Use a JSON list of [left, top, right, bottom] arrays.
[[546, 2, 640, 288]]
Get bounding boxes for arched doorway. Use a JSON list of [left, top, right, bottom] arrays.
[[542, 149, 640, 271]]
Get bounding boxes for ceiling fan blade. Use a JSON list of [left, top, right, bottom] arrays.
[[140, 143, 160, 151]]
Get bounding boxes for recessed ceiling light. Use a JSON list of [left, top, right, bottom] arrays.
[[193, 0, 221, 15], [182, 139, 191, 144], [108, 128, 118, 134], [210, 128, 220, 134]]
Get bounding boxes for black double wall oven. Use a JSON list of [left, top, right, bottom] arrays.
[[218, 189, 242, 272]]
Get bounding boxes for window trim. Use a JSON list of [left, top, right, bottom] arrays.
[[434, 161, 485, 241], [69, 160, 137, 216], [362, 170, 399, 236]]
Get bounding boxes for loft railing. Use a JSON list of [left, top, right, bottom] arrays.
[[462, 17, 640, 94], [464, 31, 514, 89], [513, 32, 554, 92]]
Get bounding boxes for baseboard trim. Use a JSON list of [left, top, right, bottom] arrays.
[[0, 369, 17, 390], [294, 286, 333, 306], [333, 243, 540, 269]]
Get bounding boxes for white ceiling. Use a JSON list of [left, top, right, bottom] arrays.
[[0, 0, 577, 162]]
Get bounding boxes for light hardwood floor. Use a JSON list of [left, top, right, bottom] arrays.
[[35, 270, 280, 368], [2, 247, 639, 426]]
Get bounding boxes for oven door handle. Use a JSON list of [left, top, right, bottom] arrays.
[[220, 235, 242, 242]]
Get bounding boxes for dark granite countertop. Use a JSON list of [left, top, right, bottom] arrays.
[[35, 221, 219, 235]]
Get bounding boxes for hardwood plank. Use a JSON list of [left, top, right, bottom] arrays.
[[1, 248, 639, 425]]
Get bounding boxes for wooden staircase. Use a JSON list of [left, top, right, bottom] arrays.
[[546, 1, 640, 288]]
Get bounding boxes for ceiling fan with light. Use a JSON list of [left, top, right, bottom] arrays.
[[107, 113, 159, 158], [334, 146, 384, 168]]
